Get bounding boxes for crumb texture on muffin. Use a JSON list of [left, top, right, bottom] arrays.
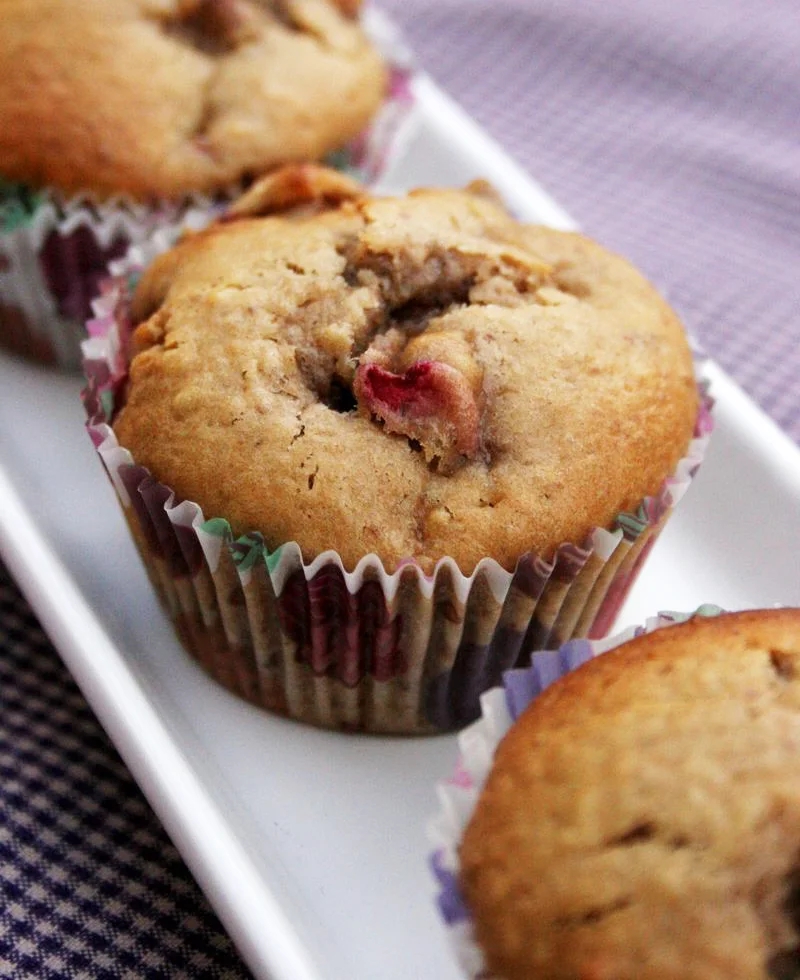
[[460, 609, 800, 980], [0, 0, 385, 198], [113, 165, 698, 572]]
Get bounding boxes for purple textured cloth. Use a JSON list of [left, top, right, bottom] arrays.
[[2, 1, 799, 977], [0, 565, 251, 980], [382, 0, 800, 443]]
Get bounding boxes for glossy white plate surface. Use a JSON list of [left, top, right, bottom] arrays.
[[2, 74, 800, 980]]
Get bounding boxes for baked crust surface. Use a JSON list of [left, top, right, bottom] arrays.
[[114, 166, 697, 571], [0, 0, 385, 198], [461, 609, 800, 980]]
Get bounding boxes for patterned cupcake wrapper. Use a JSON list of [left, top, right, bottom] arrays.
[[0, 185, 231, 370], [0, 8, 417, 371], [81, 224, 714, 734], [428, 605, 725, 978]]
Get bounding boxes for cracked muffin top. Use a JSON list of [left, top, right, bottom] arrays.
[[0, 0, 385, 199], [459, 609, 800, 980], [112, 164, 698, 572]]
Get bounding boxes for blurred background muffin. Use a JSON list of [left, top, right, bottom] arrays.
[[0, 0, 391, 368]]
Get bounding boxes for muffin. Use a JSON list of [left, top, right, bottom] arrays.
[[83, 164, 711, 733], [435, 609, 800, 980], [0, 0, 394, 368]]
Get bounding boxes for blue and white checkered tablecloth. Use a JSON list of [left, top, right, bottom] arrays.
[[2, 0, 799, 976]]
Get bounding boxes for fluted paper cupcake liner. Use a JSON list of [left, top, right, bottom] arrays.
[[81, 234, 713, 734], [0, 182, 234, 369], [428, 605, 724, 978], [0, 11, 416, 371]]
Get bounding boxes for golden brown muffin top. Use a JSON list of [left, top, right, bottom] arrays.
[[0, 0, 385, 199], [460, 609, 800, 980], [113, 165, 697, 572]]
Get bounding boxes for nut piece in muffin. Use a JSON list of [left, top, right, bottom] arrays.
[[0, 0, 386, 199], [460, 609, 800, 980], [112, 164, 698, 574]]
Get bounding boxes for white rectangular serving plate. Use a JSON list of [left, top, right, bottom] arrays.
[[2, 73, 800, 980]]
